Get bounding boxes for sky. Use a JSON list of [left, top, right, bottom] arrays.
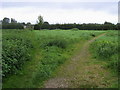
[[0, 0, 119, 24]]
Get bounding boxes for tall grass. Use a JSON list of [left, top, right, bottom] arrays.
[[90, 30, 118, 72]]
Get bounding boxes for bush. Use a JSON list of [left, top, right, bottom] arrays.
[[2, 30, 34, 77]]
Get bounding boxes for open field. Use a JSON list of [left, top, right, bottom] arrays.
[[2, 29, 118, 88]]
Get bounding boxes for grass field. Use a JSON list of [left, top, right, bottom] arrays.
[[2, 29, 118, 88]]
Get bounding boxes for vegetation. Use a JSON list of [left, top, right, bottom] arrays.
[[34, 22, 119, 30], [90, 31, 118, 73], [2, 23, 24, 29], [1, 17, 120, 30], [36, 15, 44, 30], [2, 30, 34, 77], [2, 29, 105, 88], [1, 18, 24, 29], [1, 15, 119, 89]]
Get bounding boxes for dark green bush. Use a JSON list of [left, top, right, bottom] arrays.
[[2, 30, 34, 77]]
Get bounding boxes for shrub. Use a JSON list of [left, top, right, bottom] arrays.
[[2, 30, 34, 77]]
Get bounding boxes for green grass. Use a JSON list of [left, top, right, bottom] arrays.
[[42, 31, 118, 88], [90, 30, 118, 73], [2, 29, 106, 88], [90, 31, 119, 88]]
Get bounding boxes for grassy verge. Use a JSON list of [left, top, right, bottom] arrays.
[[90, 30, 118, 87]]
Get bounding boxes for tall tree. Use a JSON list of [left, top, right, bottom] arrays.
[[27, 22, 31, 25], [37, 15, 44, 30], [11, 18, 17, 23], [2, 17, 10, 24]]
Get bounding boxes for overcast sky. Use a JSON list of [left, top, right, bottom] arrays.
[[0, 0, 119, 24]]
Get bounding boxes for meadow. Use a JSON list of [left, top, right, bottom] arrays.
[[2, 29, 118, 88]]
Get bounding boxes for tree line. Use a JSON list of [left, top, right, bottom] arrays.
[[1, 17, 24, 29], [1, 16, 120, 30], [34, 22, 120, 30]]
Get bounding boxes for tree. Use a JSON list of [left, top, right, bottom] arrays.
[[104, 21, 113, 25], [42, 22, 49, 29], [103, 21, 115, 30], [11, 18, 17, 23], [37, 15, 44, 30], [26, 22, 33, 30], [27, 22, 31, 25], [2, 17, 10, 24], [116, 23, 120, 30], [21, 22, 26, 25]]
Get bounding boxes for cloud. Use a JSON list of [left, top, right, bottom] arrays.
[[1, 5, 117, 24], [2, 2, 117, 15], [1, 0, 119, 2], [0, 1, 118, 24]]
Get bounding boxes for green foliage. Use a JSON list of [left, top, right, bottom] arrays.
[[2, 23, 24, 29], [37, 15, 44, 30], [32, 46, 66, 86], [2, 30, 34, 77], [107, 54, 118, 71], [34, 22, 118, 30], [92, 40, 118, 59], [31, 30, 105, 86], [45, 39, 68, 49], [3, 29, 105, 88], [90, 31, 118, 72]]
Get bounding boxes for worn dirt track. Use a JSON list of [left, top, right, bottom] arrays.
[[44, 33, 118, 88]]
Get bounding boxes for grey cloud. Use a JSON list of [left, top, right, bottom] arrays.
[[2, 2, 117, 15]]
